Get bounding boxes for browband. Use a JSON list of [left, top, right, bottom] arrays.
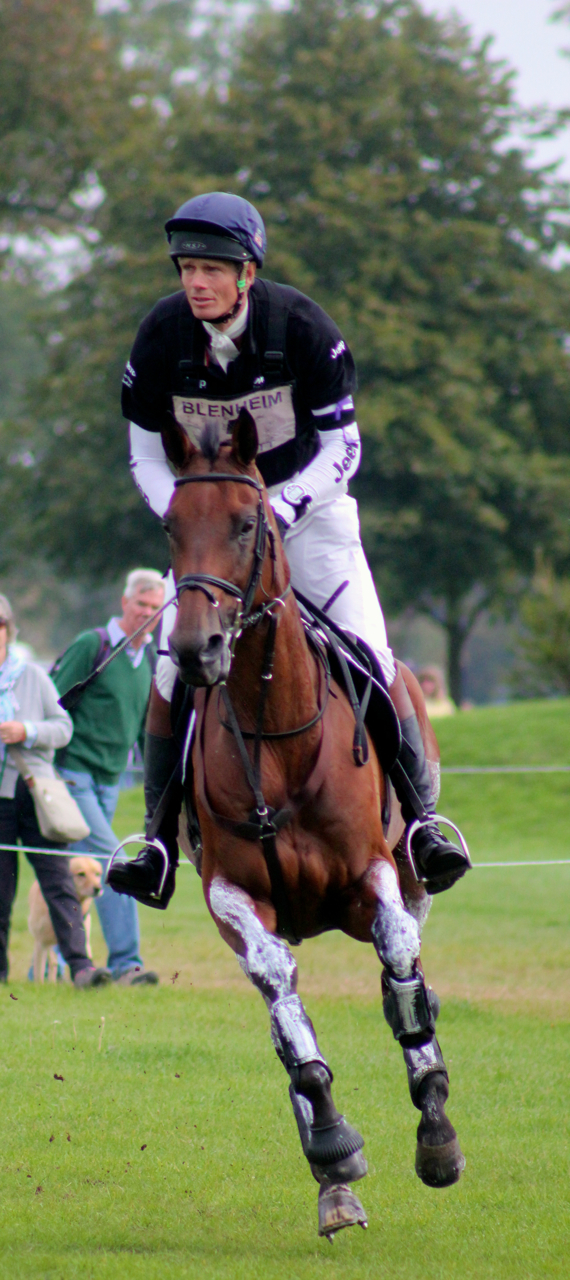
[[174, 473, 262, 492]]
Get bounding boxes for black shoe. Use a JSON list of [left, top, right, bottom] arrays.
[[410, 822, 470, 894], [108, 845, 177, 910], [73, 966, 112, 988]]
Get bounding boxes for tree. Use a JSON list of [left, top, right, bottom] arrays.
[[0, 0, 125, 237], [184, 0, 570, 701], [5, 0, 570, 706], [513, 569, 570, 696], [0, 0, 238, 577]]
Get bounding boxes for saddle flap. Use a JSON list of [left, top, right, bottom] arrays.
[[325, 642, 400, 775], [296, 597, 401, 775]]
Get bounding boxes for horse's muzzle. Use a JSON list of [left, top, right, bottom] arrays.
[[168, 630, 232, 686]]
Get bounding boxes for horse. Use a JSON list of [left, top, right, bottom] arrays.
[[159, 408, 465, 1239]]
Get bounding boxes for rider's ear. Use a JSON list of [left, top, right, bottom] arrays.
[[161, 419, 198, 471], [230, 407, 258, 467]]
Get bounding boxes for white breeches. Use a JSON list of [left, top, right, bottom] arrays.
[[282, 490, 396, 685], [154, 490, 396, 700]]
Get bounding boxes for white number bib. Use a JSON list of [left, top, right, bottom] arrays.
[[172, 384, 296, 455]]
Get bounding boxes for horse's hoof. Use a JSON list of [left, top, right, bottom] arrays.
[[318, 1183, 368, 1239], [415, 1135, 465, 1187]]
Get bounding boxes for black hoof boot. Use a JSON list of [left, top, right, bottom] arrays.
[[415, 1072, 465, 1187], [411, 822, 470, 894], [108, 844, 177, 910]]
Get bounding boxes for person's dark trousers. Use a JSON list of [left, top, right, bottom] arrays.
[[0, 777, 92, 981]]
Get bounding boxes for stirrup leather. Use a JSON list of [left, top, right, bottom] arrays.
[[405, 814, 472, 885], [106, 834, 170, 901]]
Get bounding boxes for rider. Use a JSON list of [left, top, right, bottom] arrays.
[[114, 191, 470, 904]]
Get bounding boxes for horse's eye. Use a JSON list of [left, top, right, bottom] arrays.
[[162, 520, 171, 534], [240, 518, 256, 537]]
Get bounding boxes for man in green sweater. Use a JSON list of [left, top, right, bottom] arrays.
[[53, 568, 164, 984]]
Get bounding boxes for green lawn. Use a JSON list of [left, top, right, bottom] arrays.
[[1, 699, 570, 1278]]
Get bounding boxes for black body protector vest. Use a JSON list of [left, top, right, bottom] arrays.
[[171, 279, 318, 488]]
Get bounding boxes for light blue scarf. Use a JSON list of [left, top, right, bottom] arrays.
[[0, 649, 26, 765]]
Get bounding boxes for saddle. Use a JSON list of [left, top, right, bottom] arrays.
[[294, 591, 401, 777]]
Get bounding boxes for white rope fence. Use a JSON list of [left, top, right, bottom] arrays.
[[2, 842, 570, 870], [442, 765, 570, 775], [2, 759, 569, 867]]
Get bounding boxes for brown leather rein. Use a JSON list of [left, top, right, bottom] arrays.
[[174, 470, 330, 943]]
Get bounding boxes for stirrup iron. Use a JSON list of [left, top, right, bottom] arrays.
[[106, 834, 170, 901], [405, 815, 472, 884]]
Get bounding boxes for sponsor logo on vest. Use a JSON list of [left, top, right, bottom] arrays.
[[172, 384, 296, 455]]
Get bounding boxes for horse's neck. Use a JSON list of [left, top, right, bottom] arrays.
[[227, 591, 320, 744]]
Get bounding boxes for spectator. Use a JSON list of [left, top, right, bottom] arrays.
[[53, 569, 164, 985], [0, 592, 109, 987], [416, 665, 456, 719]]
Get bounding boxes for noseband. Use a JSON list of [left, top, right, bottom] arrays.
[[173, 472, 271, 623]]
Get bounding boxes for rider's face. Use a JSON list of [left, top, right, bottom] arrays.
[[178, 257, 254, 325]]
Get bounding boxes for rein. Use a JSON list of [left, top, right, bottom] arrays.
[[174, 472, 269, 620], [175, 468, 329, 944]]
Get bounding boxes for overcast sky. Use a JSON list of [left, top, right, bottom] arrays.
[[422, 0, 570, 175]]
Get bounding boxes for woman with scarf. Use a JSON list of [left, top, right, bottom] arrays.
[[0, 594, 110, 986]]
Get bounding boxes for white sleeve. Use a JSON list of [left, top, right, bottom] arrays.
[[129, 423, 176, 518], [270, 423, 361, 528]]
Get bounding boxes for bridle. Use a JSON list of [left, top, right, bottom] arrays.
[[171, 466, 330, 946], [171, 469, 329, 740], [173, 472, 275, 628]]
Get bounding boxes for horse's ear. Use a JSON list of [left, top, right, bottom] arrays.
[[230, 407, 258, 467], [161, 419, 198, 472]]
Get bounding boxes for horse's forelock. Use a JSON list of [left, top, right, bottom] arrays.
[[199, 422, 221, 464]]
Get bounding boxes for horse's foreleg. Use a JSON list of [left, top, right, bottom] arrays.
[[208, 875, 368, 1238], [368, 859, 465, 1187]]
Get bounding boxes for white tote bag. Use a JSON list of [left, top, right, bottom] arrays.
[[9, 749, 90, 843]]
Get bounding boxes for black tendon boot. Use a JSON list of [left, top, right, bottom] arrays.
[[107, 732, 182, 909], [393, 713, 470, 893]]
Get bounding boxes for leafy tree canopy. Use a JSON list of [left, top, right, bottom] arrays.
[[3, 0, 570, 699]]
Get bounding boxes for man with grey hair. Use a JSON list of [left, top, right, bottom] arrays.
[[52, 568, 164, 984]]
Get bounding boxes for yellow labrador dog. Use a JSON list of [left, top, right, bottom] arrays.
[[28, 855, 103, 983]]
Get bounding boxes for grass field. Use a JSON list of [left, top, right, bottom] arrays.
[[1, 698, 570, 1278]]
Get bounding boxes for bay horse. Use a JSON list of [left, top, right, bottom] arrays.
[[161, 409, 465, 1239]]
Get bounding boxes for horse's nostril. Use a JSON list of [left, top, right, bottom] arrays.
[[204, 633, 224, 657]]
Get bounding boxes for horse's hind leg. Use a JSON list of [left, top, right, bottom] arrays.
[[209, 875, 368, 1238], [368, 859, 465, 1187]]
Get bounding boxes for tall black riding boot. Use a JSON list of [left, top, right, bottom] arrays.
[[108, 732, 183, 909], [388, 668, 470, 894]]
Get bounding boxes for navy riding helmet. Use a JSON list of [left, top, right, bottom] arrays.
[[165, 192, 266, 268]]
